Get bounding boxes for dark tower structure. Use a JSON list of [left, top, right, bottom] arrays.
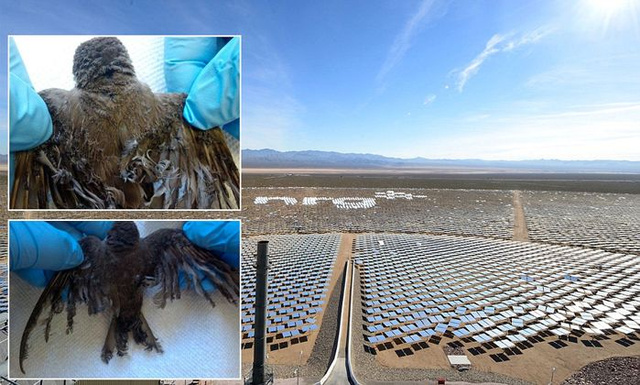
[[249, 241, 273, 385]]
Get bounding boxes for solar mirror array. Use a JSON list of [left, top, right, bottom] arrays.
[[1, 227, 6, 366], [355, 234, 640, 362], [0, 229, 5, 313], [524, 191, 640, 254], [241, 234, 340, 353], [244, 188, 513, 237]]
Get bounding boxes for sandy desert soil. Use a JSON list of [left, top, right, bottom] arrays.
[[512, 191, 529, 241]]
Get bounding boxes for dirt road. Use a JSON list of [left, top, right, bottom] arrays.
[[512, 190, 529, 242]]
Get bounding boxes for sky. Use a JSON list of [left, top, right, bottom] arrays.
[[1, 0, 640, 160]]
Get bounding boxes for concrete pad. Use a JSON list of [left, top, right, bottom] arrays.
[[448, 355, 472, 366]]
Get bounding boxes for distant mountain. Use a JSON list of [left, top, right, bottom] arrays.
[[0, 154, 6, 164], [243, 149, 640, 173]]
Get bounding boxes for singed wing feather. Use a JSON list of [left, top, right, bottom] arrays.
[[11, 88, 112, 209], [119, 94, 240, 209], [143, 228, 239, 309], [19, 236, 111, 373], [19, 270, 71, 374], [11, 88, 240, 209]]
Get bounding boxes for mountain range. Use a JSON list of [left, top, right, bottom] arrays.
[[243, 149, 640, 173], [3, 150, 638, 173]]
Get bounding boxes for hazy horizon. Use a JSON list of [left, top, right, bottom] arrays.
[[243, 148, 640, 163], [2, 147, 640, 163]]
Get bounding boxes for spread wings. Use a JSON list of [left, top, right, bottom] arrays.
[[18, 235, 111, 373], [18, 228, 239, 373], [10, 87, 240, 209], [144, 228, 240, 308]]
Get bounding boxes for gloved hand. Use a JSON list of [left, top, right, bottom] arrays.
[[9, 37, 54, 187], [164, 37, 240, 138], [9, 37, 53, 152], [10, 221, 113, 287], [183, 221, 240, 292]]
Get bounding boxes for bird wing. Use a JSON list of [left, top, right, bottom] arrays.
[[119, 93, 240, 209], [11, 90, 240, 209], [19, 235, 113, 373], [142, 228, 240, 309], [11, 88, 114, 209]]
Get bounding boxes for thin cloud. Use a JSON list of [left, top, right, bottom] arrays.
[[456, 26, 553, 92], [423, 94, 437, 105], [528, 102, 640, 120], [526, 61, 640, 89], [464, 113, 491, 122], [503, 26, 551, 51], [489, 101, 640, 122], [456, 33, 507, 92], [404, 118, 640, 161], [376, 0, 440, 86], [392, 99, 640, 160]]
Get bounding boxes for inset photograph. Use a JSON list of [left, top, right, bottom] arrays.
[[0, 236, 6, 378], [9, 35, 240, 210], [9, 220, 240, 379]]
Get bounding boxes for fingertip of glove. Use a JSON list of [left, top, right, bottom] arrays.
[[60, 233, 85, 269]]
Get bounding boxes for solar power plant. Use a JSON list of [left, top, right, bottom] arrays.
[[0, 226, 6, 313], [354, 234, 640, 360], [0, 266, 5, 313], [524, 191, 640, 254], [1, 226, 6, 372], [242, 187, 513, 237], [241, 234, 340, 354]]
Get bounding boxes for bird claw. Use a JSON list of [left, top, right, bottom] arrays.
[[52, 169, 73, 184], [36, 151, 72, 185]]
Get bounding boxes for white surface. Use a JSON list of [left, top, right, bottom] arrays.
[[9, 221, 240, 379], [13, 36, 166, 93], [448, 355, 472, 365]]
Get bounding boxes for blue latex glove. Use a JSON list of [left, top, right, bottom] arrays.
[[164, 37, 240, 138], [10, 221, 113, 287], [183, 221, 240, 292], [9, 37, 54, 188], [9, 37, 53, 151]]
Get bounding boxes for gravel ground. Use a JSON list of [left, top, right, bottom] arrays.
[[302, 268, 344, 378], [350, 271, 533, 385], [241, 269, 345, 381], [561, 356, 640, 385], [443, 345, 466, 356]]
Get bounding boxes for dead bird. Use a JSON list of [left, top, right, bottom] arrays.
[[11, 37, 240, 209], [18, 221, 239, 373]]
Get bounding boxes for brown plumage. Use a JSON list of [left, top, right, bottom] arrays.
[[11, 37, 240, 209], [19, 221, 239, 373]]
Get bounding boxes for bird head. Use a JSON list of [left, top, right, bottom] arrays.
[[106, 221, 140, 252], [73, 37, 136, 91]]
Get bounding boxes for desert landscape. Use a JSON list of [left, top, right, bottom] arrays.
[[232, 170, 640, 384]]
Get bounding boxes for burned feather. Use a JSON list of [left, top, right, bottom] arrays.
[[18, 222, 239, 373], [11, 37, 239, 209]]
